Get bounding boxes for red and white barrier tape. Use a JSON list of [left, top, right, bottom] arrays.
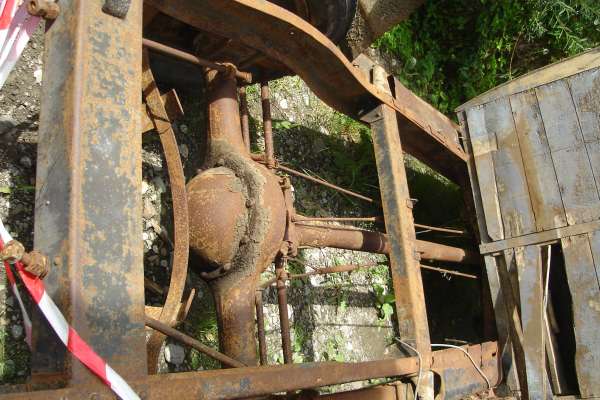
[[0, 0, 40, 90], [3, 258, 31, 348], [0, 219, 140, 400]]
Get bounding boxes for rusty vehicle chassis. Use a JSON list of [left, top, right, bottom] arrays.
[[0, 0, 500, 399]]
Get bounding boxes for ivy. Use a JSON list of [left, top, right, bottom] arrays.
[[376, 0, 600, 116]]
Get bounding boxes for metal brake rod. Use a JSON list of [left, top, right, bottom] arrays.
[[142, 38, 252, 83]]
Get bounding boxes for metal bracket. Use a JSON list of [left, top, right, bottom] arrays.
[[102, 0, 130, 18]]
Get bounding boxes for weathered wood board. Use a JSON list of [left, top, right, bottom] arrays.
[[568, 68, 600, 201], [516, 245, 546, 400], [486, 98, 536, 238], [509, 91, 567, 231], [466, 106, 504, 241], [561, 234, 600, 397], [484, 255, 521, 395], [536, 80, 600, 225], [460, 50, 600, 399]]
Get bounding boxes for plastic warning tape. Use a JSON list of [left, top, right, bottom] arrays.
[[0, 0, 41, 89], [0, 219, 140, 400]]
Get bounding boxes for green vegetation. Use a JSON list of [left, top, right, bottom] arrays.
[[377, 0, 600, 115]]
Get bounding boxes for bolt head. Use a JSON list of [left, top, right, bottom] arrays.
[[1, 240, 25, 263]]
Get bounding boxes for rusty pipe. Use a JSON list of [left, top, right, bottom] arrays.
[[295, 223, 479, 264], [206, 69, 248, 155], [239, 86, 251, 152], [255, 291, 268, 365], [261, 82, 275, 168], [142, 38, 252, 83], [212, 275, 260, 366], [275, 257, 293, 364]]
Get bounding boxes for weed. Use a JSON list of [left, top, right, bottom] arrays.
[[377, 0, 600, 116]]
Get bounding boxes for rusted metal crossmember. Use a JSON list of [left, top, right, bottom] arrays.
[[0, 342, 499, 399]]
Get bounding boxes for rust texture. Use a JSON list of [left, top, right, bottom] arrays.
[[0, 240, 25, 263], [32, 0, 146, 382], [27, 0, 60, 19], [20, 251, 50, 279]]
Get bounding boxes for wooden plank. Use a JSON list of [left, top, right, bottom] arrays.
[[465, 106, 504, 241], [459, 111, 493, 244], [495, 253, 528, 397], [480, 219, 600, 255], [503, 249, 521, 312], [536, 81, 600, 225], [484, 256, 521, 395], [561, 234, 600, 397], [587, 230, 600, 286], [458, 112, 496, 340], [485, 98, 536, 238], [510, 90, 567, 231], [457, 47, 600, 112], [516, 245, 546, 400], [568, 68, 600, 199]]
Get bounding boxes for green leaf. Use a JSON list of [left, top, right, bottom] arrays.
[[383, 294, 396, 304], [339, 300, 347, 313], [0, 187, 10, 194], [381, 303, 394, 320]]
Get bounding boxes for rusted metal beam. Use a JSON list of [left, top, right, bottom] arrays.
[[363, 103, 433, 396], [32, 0, 146, 382], [142, 37, 252, 83], [0, 343, 499, 399]]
